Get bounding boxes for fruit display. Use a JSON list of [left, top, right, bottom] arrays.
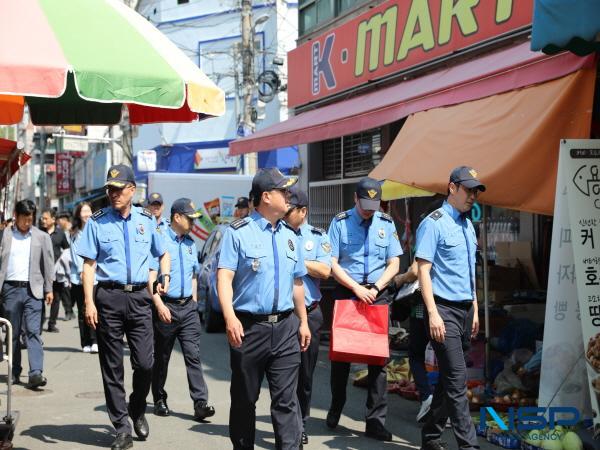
[[586, 332, 600, 372]]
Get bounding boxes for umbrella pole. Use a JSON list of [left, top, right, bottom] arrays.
[[482, 205, 490, 383]]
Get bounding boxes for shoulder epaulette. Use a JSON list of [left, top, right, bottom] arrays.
[[230, 218, 249, 230], [335, 211, 349, 221], [141, 208, 152, 218], [91, 209, 106, 221], [310, 226, 326, 235], [429, 210, 443, 221], [379, 212, 393, 223]]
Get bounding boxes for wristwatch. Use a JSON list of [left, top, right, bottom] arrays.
[[158, 274, 170, 284]]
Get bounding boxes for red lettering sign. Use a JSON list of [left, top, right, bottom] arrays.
[[288, 0, 533, 107], [56, 153, 71, 195]]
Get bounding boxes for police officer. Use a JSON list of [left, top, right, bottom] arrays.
[[416, 166, 484, 450], [234, 196, 250, 219], [146, 192, 169, 232], [150, 198, 215, 421], [326, 177, 401, 441], [284, 186, 331, 445], [217, 168, 311, 450], [78, 165, 171, 450]]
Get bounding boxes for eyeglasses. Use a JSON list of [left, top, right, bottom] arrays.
[[272, 188, 291, 198]]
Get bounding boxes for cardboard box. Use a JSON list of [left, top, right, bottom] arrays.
[[495, 241, 540, 289], [488, 265, 521, 290]]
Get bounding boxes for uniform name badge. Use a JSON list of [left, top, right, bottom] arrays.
[[378, 228, 385, 238], [138, 224, 145, 235], [305, 240, 314, 251], [252, 259, 260, 271]]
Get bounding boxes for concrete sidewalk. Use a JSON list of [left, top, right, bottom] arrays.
[[0, 315, 495, 449]]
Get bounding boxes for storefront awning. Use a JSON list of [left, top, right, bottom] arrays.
[[369, 68, 596, 216], [0, 138, 31, 190], [531, 0, 600, 56], [229, 43, 594, 156]]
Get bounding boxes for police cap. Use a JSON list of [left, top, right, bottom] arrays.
[[356, 177, 382, 211], [147, 192, 163, 205], [449, 166, 486, 192], [105, 164, 135, 188], [251, 168, 297, 198], [288, 186, 308, 207], [171, 198, 202, 219]]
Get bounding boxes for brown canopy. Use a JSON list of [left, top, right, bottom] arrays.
[[370, 68, 596, 216]]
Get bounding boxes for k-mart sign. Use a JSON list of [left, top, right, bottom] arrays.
[[288, 0, 533, 107]]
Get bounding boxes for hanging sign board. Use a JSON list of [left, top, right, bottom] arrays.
[[539, 142, 591, 418], [543, 139, 600, 430]]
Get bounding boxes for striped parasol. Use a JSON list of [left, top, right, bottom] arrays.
[[0, 0, 225, 125]]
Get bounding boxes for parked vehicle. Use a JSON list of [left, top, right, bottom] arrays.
[[197, 224, 228, 332]]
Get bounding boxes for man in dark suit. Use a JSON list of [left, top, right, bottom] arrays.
[[0, 200, 55, 388]]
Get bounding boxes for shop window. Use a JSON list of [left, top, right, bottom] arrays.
[[300, 0, 369, 35], [321, 129, 381, 180]]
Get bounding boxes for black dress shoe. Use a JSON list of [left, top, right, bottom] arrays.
[[128, 405, 149, 440], [193, 401, 215, 421], [365, 420, 393, 441], [47, 326, 59, 333], [301, 431, 308, 445], [421, 439, 448, 450], [326, 410, 340, 429], [27, 374, 47, 389], [154, 399, 170, 417], [111, 433, 133, 450]]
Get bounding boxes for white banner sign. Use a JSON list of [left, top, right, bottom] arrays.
[[136, 150, 157, 172], [560, 139, 600, 429], [539, 142, 591, 417], [62, 137, 88, 153], [193, 148, 239, 170]]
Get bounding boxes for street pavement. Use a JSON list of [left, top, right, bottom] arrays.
[[0, 314, 496, 449]]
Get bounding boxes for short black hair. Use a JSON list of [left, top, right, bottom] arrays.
[[42, 208, 57, 219], [58, 211, 71, 220], [15, 199, 37, 218]]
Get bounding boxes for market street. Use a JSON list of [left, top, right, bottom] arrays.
[[0, 316, 495, 450]]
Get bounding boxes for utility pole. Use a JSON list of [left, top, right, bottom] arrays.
[[240, 0, 257, 175]]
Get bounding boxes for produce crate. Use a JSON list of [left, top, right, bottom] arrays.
[[487, 432, 520, 449]]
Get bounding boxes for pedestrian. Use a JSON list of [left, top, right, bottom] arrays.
[[77, 164, 171, 450], [40, 208, 72, 329], [0, 199, 54, 388], [284, 186, 331, 446], [151, 197, 215, 421], [69, 202, 98, 354], [146, 192, 169, 232], [234, 196, 250, 219], [416, 166, 483, 450], [326, 176, 401, 441], [393, 261, 433, 421], [217, 168, 310, 450], [57, 211, 72, 233]]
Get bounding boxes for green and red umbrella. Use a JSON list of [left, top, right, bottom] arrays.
[[0, 0, 225, 125]]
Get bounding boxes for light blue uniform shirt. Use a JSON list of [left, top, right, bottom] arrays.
[[77, 206, 166, 284], [327, 208, 402, 284], [297, 222, 332, 307], [415, 201, 477, 301], [218, 211, 307, 314], [161, 226, 199, 298]]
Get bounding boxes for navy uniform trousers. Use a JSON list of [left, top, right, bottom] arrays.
[[330, 285, 388, 426], [152, 298, 209, 407], [230, 312, 301, 450], [297, 305, 323, 430], [95, 286, 153, 435], [422, 299, 479, 450]]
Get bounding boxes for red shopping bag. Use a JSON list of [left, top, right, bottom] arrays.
[[329, 299, 389, 366]]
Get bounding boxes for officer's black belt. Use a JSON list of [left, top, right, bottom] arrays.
[[306, 302, 319, 313], [162, 295, 192, 305], [434, 296, 473, 310], [98, 281, 147, 292], [5, 280, 29, 288], [236, 309, 293, 323]]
